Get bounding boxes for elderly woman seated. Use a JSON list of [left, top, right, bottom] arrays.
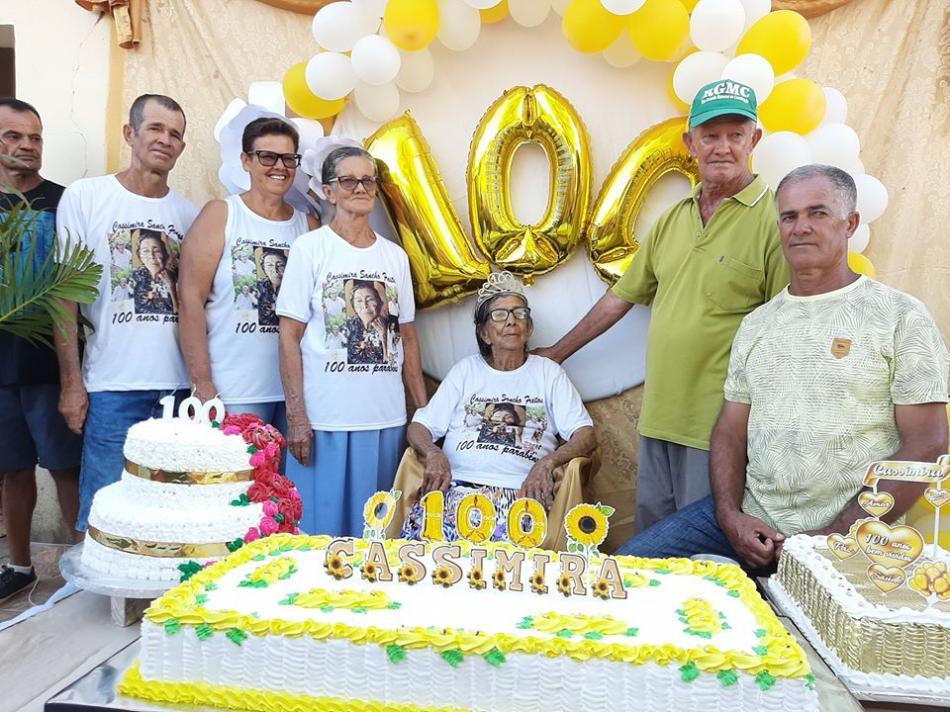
[[401, 272, 597, 542]]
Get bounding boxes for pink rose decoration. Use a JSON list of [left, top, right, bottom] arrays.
[[222, 425, 242, 436], [262, 500, 279, 517], [259, 516, 279, 536], [249, 450, 268, 468], [244, 527, 261, 542], [289, 488, 301, 501]]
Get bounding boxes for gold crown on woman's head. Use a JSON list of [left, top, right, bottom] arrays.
[[475, 271, 526, 311]]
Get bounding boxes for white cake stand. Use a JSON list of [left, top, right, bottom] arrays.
[[60, 543, 175, 627]]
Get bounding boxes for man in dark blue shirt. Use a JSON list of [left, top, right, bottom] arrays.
[[0, 97, 82, 602]]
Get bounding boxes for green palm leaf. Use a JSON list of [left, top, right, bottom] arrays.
[[0, 191, 102, 347]]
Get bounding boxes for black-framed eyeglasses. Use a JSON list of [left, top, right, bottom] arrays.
[[488, 306, 531, 322], [249, 150, 301, 168], [328, 176, 379, 193]]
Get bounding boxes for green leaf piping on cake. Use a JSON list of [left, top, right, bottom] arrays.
[[483, 648, 506, 668], [226, 628, 247, 646], [717, 670, 738, 687], [755, 671, 776, 691], [386, 644, 406, 664], [163, 619, 180, 636], [440, 649, 464, 668], [679, 661, 699, 683], [195, 623, 214, 641]]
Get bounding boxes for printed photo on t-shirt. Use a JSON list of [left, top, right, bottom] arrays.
[[231, 243, 289, 330], [109, 227, 181, 317], [459, 396, 549, 460], [320, 275, 401, 369]]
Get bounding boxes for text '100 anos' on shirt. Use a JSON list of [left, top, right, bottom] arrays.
[[276, 225, 416, 431], [56, 175, 199, 392], [725, 276, 950, 536], [611, 175, 789, 451], [412, 355, 594, 490], [204, 194, 309, 405]]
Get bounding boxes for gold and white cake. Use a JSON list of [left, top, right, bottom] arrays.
[[119, 533, 818, 711], [81, 414, 300, 584], [772, 534, 950, 698]]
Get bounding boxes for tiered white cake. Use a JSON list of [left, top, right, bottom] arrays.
[[81, 417, 273, 584]]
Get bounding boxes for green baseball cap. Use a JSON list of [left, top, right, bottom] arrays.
[[688, 79, 758, 129]]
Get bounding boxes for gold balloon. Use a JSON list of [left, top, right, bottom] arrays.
[[366, 113, 491, 309], [587, 117, 698, 284], [467, 84, 591, 279]]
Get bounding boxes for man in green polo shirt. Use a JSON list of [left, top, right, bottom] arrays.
[[536, 80, 788, 533]]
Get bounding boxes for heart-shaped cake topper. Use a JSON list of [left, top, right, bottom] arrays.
[[924, 486, 950, 509], [858, 491, 895, 519], [827, 533, 859, 560], [867, 564, 906, 593], [855, 520, 925, 570]]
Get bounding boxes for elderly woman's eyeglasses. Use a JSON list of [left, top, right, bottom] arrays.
[[329, 176, 379, 193], [249, 150, 302, 168], [488, 306, 531, 322]]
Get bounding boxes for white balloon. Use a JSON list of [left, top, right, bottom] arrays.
[[673, 51, 730, 105], [602, 35, 642, 68], [551, 0, 571, 15], [509, 0, 551, 26], [247, 81, 285, 115], [354, 81, 401, 123], [822, 86, 848, 125], [218, 162, 250, 195], [805, 123, 860, 170], [395, 48, 435, 93], [351, 34, 402, 86], [305, 52, 356, 100], [721, 54, 774, 103], [214, 98, 247, 143], [690, 0, 745, 53], [311, 2, 378, 52], [438, 0, 482, 51], [738, 0, 770, 29], [463, 0, 501, 8], [855, 174, 889, 224], [849, 223, 870, 253], [600, 0, 646, 14], [351, 0, 387, 20], [840, 157, 864, 182], [290, 118, 325, 152], [752, 131, 812, 190]]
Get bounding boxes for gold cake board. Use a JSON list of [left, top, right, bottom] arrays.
[[762, 577, 950, 708]]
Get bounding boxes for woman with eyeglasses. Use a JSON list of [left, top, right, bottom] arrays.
[[400, 272, 596, 542], [276, 146, 427, 536], [179, 117, 318, 430]]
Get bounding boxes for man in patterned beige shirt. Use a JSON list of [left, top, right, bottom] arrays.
[[615, 164, 949, 571]]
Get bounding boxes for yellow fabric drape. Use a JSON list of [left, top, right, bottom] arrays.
[[112, 0, 948, 551], [76, 0, 143, 49]]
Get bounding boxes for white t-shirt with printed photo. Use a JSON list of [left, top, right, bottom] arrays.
[[276, 225, 415, 431], [413, 354, 594, 490], [56, 174, 199, 392]]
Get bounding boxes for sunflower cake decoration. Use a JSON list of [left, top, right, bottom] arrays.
[[565, 502, 613, 558], [362, 489, 402, 540]]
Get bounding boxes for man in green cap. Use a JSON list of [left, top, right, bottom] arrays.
[[535, 80, 789, 535]]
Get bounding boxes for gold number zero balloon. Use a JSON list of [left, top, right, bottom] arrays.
[[467, 84, 592, 279], [587, 117, 699, 285], [365, 113, 491, 309]]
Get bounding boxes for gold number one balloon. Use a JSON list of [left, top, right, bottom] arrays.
[[467, 84, 592, 280], [587, 117, 698, 283], [366, 114, 490, 309]]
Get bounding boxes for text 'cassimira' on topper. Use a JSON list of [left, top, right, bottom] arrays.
[[346, 491, 625, 600]]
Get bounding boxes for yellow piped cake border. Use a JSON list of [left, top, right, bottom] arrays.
[[118, 662, 467, 712], [140, 533, 810, 680]]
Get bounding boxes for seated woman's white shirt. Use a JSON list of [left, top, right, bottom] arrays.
[[413, 354, 592, 490]]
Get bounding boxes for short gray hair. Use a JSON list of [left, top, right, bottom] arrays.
[[775, 164, 857, 218], [322, 146, 375, 184], [129, 94, 186, 133], [474, 293, 531, 358]]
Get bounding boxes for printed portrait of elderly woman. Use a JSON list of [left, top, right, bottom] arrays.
[[256, 247, 288, 326], [131, 228, 178, 314], [345, 278, 399, 365], [479, 402, 526, 447]]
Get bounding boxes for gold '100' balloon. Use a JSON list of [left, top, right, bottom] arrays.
[[365, 113, 490, 309], [587, 117, 699, 284], [467, 84, 592, 280]]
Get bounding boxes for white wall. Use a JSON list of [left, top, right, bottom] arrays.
[[0, 0, 110, 185]]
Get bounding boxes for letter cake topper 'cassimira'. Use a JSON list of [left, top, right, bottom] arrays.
[[354, 491, 627, 599]]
